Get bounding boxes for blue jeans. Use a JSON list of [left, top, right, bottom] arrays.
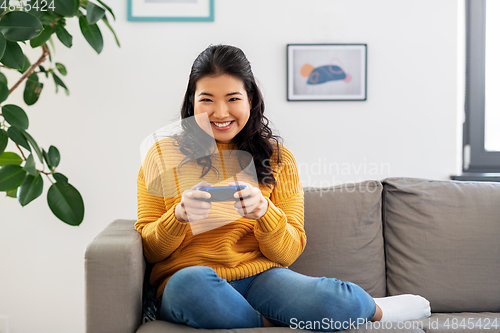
[[159, 266, 376, 331]]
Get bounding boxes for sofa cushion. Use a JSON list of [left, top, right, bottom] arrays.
[[382, 177, 500, 312], [137, 319, 427, 333], [289, 180, 386, 298]]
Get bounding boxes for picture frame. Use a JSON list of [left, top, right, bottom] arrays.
[[128, 0, 214, 22], [287, 44, 367, 101]]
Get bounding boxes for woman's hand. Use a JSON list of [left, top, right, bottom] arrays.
[[175, 181, 212, 222], [229, 181, 268, 220]]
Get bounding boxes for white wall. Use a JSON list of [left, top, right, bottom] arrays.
[[0, 1, 463, 332]]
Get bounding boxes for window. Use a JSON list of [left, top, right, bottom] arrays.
[[455, 0, 500, 181], [484, 0, 500, 153]]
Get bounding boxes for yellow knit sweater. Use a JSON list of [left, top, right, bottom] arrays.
[[135, 138, 305, 298]]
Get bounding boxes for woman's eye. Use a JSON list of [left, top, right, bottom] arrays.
[[200, 98, 212, 102], [229, 98, 240, 102]]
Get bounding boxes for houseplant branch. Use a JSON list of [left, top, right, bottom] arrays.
[[0, 2, 119, 226], [9, 44, 50, 95]]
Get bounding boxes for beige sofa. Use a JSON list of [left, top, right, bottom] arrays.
[[85, 177, 500, 333]]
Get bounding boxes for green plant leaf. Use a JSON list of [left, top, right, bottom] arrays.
[[7, 127, 31, 152], [55, 62, 67, 76], [0, 40, 25, 70], [0, 12, 43, 41], [39, 65, 49, 78], [52, 172, 67, 183], [29, 25, 53, 48], [0, 81, 9, 103], [52, 72, 69, 95], [37, 12, 53, 24], [96, 0, 115, 21], [53, 0, 79, 17], [6, 188, 17, 198], [53, 24, 73, 48], [42, 148, 51, 168], [22, 130, 43, 164], [0, 129, 8, 155], [17, 54, 31, 74], [0, 33, 6, 59], [57, 17, 67, 27], [47, 181, 84, 226], [18, 172, 43, 206], [0, 72, 7, 85], [102, 17, 120, 47], [48, 145, 60, 168], [87, 2, 106, 24], [28, 72, 39, 83], [0, 164, 27, 191], [79, 16, 103, 54], [0, 152, 23, 166], [2, 104, 29, 130], [24, 79, 44, 106], [23, 153, 37, 176]]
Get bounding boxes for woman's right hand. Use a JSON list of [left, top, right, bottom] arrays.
[[175, 181, 213, 222]]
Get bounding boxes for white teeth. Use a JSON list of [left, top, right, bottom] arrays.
[[213, 121, 232, 127]]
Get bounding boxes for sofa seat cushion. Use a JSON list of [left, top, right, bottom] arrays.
[[137, 319, 426, 333], [136, 320, 297, 333], [382, 177, 500, 312], [289, 180, 386, 297]]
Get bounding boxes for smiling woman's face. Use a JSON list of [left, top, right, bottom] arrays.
[[193, 74, 251, 144]]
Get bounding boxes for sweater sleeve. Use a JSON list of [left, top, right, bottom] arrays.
[[254, 146, 306, 267], [135, 145, 189, 264]]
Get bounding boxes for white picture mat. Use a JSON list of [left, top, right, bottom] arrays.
[[288, 44, 366, 101]]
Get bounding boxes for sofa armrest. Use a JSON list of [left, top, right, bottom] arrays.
[[85, 219, 146, 333]]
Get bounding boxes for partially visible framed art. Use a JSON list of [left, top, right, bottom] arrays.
[[287, 44, 367, 101], [128, 0, 214, 22]]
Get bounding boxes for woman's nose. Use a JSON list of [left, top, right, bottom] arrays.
[[212, 103, 229, 119]]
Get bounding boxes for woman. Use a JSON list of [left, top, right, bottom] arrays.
[[136, 44, 430, 331]]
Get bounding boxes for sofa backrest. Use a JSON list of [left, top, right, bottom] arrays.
[[289, 180, 386, 298], [382, 177, 500, 312]]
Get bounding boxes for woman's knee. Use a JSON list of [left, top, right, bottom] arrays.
[[165, 266, 217, 301], [315, 279, 376, 321], [333, 281, 376, 320]]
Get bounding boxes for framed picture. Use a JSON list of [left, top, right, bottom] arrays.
[[287, 44, 367, 101], [128, 0, 214, 22]]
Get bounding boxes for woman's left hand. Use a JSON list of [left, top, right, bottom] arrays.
[[229, 181, 268, 220]]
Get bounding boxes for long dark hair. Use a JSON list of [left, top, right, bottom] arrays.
[[174, 44, 282, 187]]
